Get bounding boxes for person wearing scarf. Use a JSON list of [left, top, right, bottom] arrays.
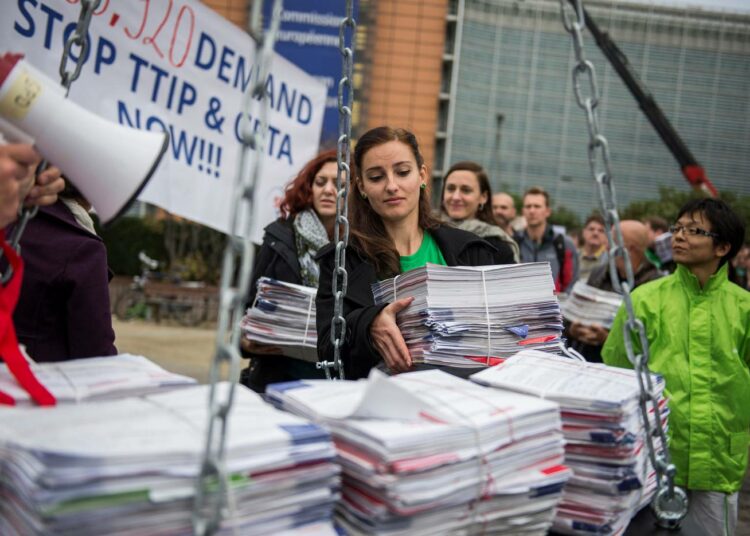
[[240, 149, 340, 393]]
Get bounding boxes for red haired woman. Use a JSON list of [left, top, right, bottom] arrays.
[[241, 149, 339, 392]]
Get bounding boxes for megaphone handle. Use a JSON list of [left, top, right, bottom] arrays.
[[0, 160, 46, 284]]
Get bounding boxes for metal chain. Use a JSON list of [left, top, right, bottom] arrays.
[[0, 0, 101, 284], [317, 0, 356, 380], [191, 1, 282, 534], [558, 0, 687, 527]]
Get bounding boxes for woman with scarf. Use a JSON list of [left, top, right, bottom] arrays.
[[440, 161, 519, 263], [240, 149, 339, 392]]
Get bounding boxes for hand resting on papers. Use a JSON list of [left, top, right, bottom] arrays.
[[370, 296, 414, 373]]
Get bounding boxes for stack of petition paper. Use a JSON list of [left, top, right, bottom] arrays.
[[0, 384, 339, 536], [562, 281, 623, 329], [241, 277, 318, 362], [0, 354, 195, 406], [268, 369, 570, 535], [471, 350, 668, 535], [372, 263, 563, 368]]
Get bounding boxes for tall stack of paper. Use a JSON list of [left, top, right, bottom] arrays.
[[372, 263, 563, 368], [0, 354, 196, 406], [241, 277, 318, 362], [268, 369, 571, 535], [471, 350, 668, 535], [0, 384, 339, 535], [562, 281, 623, 329]]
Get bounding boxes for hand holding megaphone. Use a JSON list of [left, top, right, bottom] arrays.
[[0, 52, 168, 225]]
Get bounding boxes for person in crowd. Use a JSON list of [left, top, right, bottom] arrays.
[[603, 198, 749, 536], [440, 161, 518, 262], [643, 215, 671, 271], [577, 213, 608, 283], [12, 181, 117, 362], [491, 191, 523, 234], [567, 220, 661, 362], [731, 243, 750, 290], [240, 149, 339, 392], [316, 126, 501, 380], [515, 186, 579, 293]]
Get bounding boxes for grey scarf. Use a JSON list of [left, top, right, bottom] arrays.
[[440, 213, 520, 262], [294, 209, 330, 287]]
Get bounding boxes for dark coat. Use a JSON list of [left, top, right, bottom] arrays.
[[241, 217, 325, 392], [11, 201, 116, 362], [316, 225, 504, 380], [568, 261, 662, 363]]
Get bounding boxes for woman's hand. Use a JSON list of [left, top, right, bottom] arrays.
[[23, 165, 64, 208], [369, 296, 414, 373]]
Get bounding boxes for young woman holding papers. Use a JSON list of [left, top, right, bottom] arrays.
[[241, 149, 340, 392], [316, 126, 511, 380], [440, 161, 519, 262]]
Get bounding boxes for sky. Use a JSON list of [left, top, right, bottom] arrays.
[[615, 0, 750, 14]]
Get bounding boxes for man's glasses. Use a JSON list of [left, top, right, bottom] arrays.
[[669, 224, 719, 238]]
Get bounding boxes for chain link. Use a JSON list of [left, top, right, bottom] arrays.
[[558, 0, 687, 527], [191, 1, 282, 534], [0, 0, 101, 284], [317, 0, 356, 380]]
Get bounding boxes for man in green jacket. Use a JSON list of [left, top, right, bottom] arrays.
[[602, 198, 749, 536]]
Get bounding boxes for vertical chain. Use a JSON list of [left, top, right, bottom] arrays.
[[0, 0, 101, 284], [558, 0, 687, 527], [317, 0, 356, 380], [191, 1, 282, 534]]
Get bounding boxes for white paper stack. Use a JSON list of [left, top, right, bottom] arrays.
[[241, 277, 318, 362], [267, 369, 571, 535], [372, 263, 563, 368], [562, 281, 623, 329], [471, 350, 669, 535], [0, 354, 196, 406], [0, 384, 340, 535]]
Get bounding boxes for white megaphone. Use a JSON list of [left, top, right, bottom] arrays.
[[0, 52, 168, 225]]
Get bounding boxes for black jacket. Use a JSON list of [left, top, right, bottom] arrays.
[[242, 217, 325, 391], [316, 225, 505, 380]]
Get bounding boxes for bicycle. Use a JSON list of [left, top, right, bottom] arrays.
[[114, 252, 210, 327]]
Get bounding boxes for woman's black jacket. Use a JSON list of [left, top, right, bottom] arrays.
[[315, 225, 510, 380], [248, 218, 300, 306]]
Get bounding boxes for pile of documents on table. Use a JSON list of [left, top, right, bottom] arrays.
[[371, 263, 563, 368], [268, 369, 571, 535], [561, 281, 623, 329], [0, 354, 196, 406], [471, 350, 668, 535], [0, 384, 340, 535], [241, 277, 318, 361]]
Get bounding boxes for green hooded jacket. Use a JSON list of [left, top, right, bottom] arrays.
[[602, 263, 750, 493]]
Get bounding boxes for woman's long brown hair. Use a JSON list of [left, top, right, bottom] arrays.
[[350, 126, 439, 279]]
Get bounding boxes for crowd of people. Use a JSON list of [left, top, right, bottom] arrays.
[[1, 125, 748, 535]]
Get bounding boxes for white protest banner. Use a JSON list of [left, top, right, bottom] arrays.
[[0, 0, 326, 242]]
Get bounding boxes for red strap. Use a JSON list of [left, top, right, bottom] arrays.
[[0, 231, 55, 406]]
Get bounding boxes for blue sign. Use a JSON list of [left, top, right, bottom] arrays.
[[264, 1, 359, 146]]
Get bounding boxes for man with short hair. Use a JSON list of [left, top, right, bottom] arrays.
[[515, 186, 578, 293], [491, 192, 517, 235], [578, 213, 608, 283], [568, 220, 661, 362], [603, 198, 750, 536]]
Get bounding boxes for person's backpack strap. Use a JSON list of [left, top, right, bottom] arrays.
[[552, 233, 566, 279]]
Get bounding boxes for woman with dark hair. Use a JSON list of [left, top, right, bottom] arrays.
[[240, 149, 339, 392], [316, 126, 501, 380], [440, 161, 519, 262]]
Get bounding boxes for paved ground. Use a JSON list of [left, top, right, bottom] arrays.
[[113, 318, 749, 535]]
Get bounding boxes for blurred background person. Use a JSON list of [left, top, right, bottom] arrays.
[[241, 149, 339, 393], [567, 220, 661, 362], [491, 191, 524, 235], [578, 213, 608, 283], [732, 243, 750, 290], [643, 215, 672, 272], [317, 127, 500, 380], [12, 181, 116, 362], [439, 161, 518, 263], [515, 186, 579, 293]]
